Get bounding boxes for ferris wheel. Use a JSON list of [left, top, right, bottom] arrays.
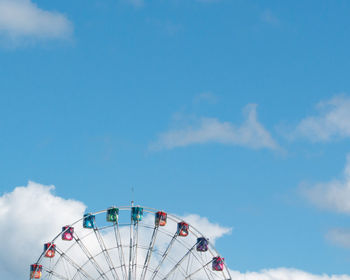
[[30, 204, 232, 280]]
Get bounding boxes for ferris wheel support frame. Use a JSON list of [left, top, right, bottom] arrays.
[[30, 204, 232, 280]]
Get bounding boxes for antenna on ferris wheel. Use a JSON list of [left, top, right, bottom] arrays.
[[131, 187, 135, 206]]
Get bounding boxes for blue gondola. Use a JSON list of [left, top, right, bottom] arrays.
[[83, 213, 95, 229], [132, 207, 143, 222], [107, 207, 119, 222]]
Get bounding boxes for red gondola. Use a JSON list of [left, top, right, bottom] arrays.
[[44, 242, 56, 258], [30, 264, 42, 279], [62, 226, 74, 241], [212, 256, 224, 271], [155, 211, 167, 226], [177, 222, 189, 237]]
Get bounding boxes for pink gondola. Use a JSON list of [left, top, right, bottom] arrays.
[[62, 226, 74, 241]]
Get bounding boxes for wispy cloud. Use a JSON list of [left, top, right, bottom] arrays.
[[193, 92, 218, 104], [327, 228, 350, 249], [301, 154, 350, 214], [150, 104, 279, 151], [261, 9, 279, 25], [0, 0, 72, 43], [146, 18, 183, 35], [294, 95, 350, 142]]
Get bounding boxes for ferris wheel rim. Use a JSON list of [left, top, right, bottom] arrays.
[[32, 205, 232, 280]]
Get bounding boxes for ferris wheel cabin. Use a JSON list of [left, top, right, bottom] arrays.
[[62, 226, 74, 241], [106, 207, 119, 222], [44, 242, 56, 258], [131, 206, 143, 222], [30, 264, 42, 279], [155, 211, 167, 226], [83, 213, 95, 229], [212, 256, 225, 271], [177, 222, 189, 236], [196, 237, 209, 252]]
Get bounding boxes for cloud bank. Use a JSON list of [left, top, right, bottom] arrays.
[[0, 0, 72, 41], [151, 104, 279, 151]]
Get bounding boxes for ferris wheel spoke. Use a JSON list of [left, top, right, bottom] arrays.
[[63, 255, 73, 279], [45, 235, 89, 280], [94, 227, 121, 280], [190, 252, 214, 280], [96, 263, 167, 280], [150, 232, 179, 280], [128, 221, 134, 280], [131, 221, 139, 280], [74, 234, 109, 280], [114, 222, 128, 280], [66, 242, 185, 280], [55, 248, 95, 280], [199, 252, 216, 280], [185, 252, 192, 277], [140, 225, 159, 280], [184, 259, 213, 280], [162, 241, 198, 280], [44, 267, 70, 280], [128, 220, 139, 280]]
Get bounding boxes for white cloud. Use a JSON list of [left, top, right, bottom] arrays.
[[0, 181, 86, 279], [294, 95, 350, 142], [0, 0, 72, 41], [230, 268, 350, 280], [301, 154, 350, 214], [327, 228, 350, 249], [180, 214, 232, 244], [150, 104, 279, 151]]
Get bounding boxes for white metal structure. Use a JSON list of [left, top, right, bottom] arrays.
[[30, 204, 232, 280]]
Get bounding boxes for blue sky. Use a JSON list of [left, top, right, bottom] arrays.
[[1, 0, 350, 278]]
